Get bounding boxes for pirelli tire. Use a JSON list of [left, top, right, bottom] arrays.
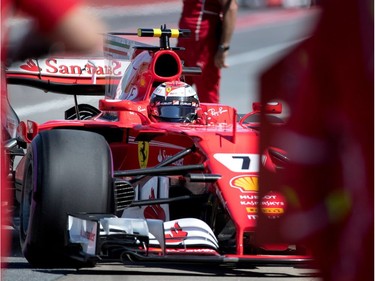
[[19, 129, 113, 268]]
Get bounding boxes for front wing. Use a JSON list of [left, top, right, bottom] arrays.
[[68, 214, 313, 267]]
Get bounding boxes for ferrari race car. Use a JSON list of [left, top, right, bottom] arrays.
[[5, 25, 313, 268]]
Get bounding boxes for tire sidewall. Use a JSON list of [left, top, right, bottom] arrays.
[[20, 129, 113, 267]]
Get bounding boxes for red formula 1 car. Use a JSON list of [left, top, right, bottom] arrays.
[[5, 26, 312, 268]]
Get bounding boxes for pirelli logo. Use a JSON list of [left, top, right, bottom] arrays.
[[261, 207, 284, 214], [246, 207, 258, 214]]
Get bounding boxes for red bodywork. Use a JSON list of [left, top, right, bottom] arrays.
[[10, 29, 312, 264]]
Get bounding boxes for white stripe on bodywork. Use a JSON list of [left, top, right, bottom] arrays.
[[214, 153, 261, 173]]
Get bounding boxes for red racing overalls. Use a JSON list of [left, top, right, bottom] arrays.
[[177, 0, 223, 103]]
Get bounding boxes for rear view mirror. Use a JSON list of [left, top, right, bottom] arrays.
[[252, 102, 282, 114]]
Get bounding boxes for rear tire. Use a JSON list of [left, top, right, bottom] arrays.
[[19, 129, 113, 268]]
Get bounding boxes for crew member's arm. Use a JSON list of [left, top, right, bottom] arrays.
[[214, 0, 238, 69]]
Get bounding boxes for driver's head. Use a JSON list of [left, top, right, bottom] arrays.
[[149, 81, 199, 122]]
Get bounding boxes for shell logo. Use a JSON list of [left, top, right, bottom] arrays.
[[230, 176, 259, 193]]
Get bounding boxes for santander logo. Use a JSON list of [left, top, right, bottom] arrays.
[[165, 222, 188, 243], [17, 58, 123, 77], [143, 188, 166, 220], [20, 59, 41, 72]]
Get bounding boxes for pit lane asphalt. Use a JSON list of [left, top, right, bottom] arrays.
[[3, 4, 321, 281]]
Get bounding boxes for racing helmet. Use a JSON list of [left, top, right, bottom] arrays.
[[149, 81, 199, 122]]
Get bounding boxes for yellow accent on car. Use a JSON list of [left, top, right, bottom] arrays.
[[153, 29, 162, 37], [170, 29, 179, 38]]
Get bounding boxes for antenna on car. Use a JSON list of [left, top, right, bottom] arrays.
[[160, 24, 170, 49], [109, 25, 191, 52], [136, 24, 191, 50]]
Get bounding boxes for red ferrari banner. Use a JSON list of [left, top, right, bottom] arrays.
[[256, 1, 373, 281]]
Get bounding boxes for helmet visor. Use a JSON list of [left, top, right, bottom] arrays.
[[158, 105, 196, 120]]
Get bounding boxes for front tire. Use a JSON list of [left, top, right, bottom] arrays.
[[20, 129, 113, 268]]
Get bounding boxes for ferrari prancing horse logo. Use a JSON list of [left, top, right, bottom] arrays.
[[138, 141, 149, 168]]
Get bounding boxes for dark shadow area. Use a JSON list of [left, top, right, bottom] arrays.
[[36, 261, 320, 278]]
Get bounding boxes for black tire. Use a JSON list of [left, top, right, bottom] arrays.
[[19, 129, 113, 268]]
